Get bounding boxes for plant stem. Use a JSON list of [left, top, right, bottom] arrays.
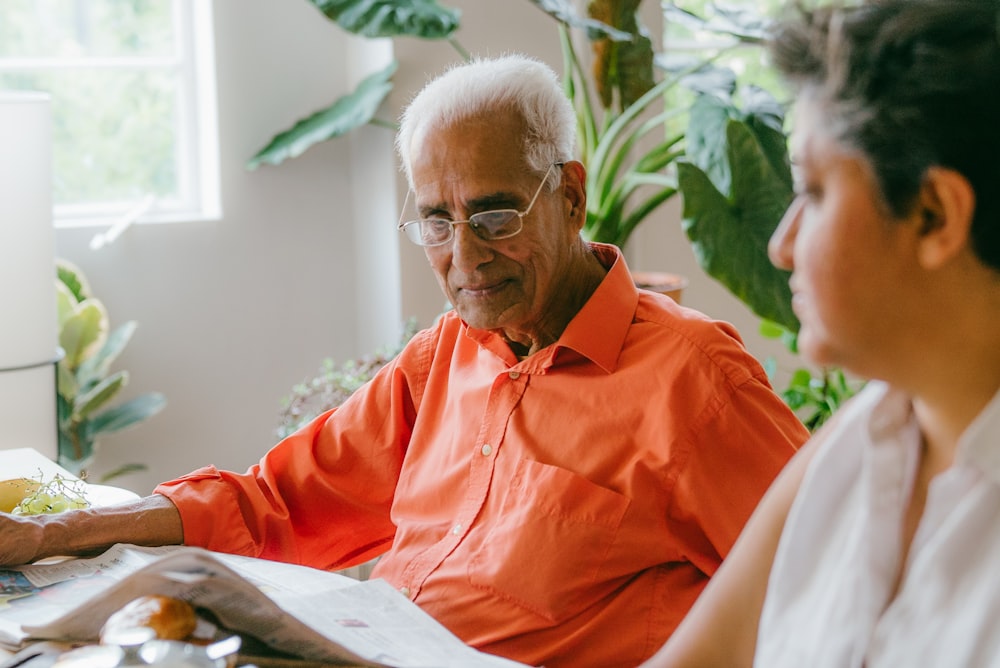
[[448, 37, 471, 62], [369, 117, 400, 130]]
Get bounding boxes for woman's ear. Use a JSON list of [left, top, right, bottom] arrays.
[[916, 167, 976, 270]]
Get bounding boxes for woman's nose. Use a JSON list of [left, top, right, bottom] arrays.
[[768, 196, 804, 271]]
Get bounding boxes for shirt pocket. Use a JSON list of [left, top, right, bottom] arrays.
[[467, 457, 630, 622]]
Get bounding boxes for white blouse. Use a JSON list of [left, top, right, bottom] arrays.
[[755, 381, 1000, 667]]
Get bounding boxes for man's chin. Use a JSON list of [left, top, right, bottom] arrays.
[[454, 306, 507, 331]]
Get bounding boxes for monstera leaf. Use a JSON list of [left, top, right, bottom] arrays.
[[308, 0, 460, 39], [526, 0, 632, 41], [248, 0, 463, 170], [248, 61, 397, 169], [678, 92, 798, 332]]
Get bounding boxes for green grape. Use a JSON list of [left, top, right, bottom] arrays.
[[11, 474, 91, 516]]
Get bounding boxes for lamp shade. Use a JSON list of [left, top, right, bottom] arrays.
[[0, 91, 57, 459]]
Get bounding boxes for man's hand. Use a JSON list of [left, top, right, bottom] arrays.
[[0, 494, 185, 566]]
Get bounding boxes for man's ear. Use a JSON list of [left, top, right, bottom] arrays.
[[560, 161, 587, 230], [916, 167, 976, 270]]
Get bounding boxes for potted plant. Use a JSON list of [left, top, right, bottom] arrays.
[[246, 1, 855, 428], [56, 260, 166, 479], [675, 46, 862, 430], [247, 1, 639, 172], [277, 318, 418, 438]]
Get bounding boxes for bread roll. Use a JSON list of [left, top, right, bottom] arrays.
[[100, 594, 198, 642]]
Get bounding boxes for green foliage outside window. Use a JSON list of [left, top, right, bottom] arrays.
[[0, 1, 182, 210]]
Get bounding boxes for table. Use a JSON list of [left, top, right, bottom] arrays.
[[0, 448, 139, 663], [0, 448, 140, 509], [0, 448, 73, 481]]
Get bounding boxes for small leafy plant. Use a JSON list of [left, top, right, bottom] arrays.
[[758, 321, 863, 431], [277, 319, 418, 439], [56, 260, 166, 480]]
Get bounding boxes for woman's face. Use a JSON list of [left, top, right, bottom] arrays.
[[768, 98, 926, 379]]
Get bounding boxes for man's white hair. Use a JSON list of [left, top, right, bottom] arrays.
[[395, 54, 576, 189]]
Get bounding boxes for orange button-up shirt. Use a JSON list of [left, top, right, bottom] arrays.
[[156, 244, 807, 668]]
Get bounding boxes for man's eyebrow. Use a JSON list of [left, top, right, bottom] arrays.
[[467, 191, 521, 211], [419, 191, 521, 216]]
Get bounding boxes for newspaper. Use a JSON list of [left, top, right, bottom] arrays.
[[0, 544, 530, 668]]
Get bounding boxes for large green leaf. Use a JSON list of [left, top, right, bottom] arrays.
[[661, 3, 768, 44], [73, 370, 128, 421], [308, 0, 460, 39], [55, 280, 77, 330], [527, 0, 632, 41], [247, 61, 398, 170], [87, 392, 167, 437], [76, 321, 137, 390], [58, 422, 89, 466], [679, 118, 798, 331], [59, 299, 109, 369], [684, 94, 738, 195], [56, 259, 90, 303], [739, 86, 792, 191], [56, 362, 79, 403]]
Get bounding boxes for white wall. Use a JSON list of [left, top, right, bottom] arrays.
[[54, 0, 793, 494], [55, 0, 366, 491]]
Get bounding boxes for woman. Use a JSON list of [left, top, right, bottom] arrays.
[[642, 1, 1000, 665]]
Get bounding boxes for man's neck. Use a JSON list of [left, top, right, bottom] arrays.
[[501, 247, 608, 358]]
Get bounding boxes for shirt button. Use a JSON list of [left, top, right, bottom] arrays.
[[451, 523, 463, 535], [508, 371, 520, 379], [481, 444, 493, 456], [399, 586, 411, 598]]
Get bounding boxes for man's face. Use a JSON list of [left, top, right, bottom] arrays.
[[408, 111, 583, 345]]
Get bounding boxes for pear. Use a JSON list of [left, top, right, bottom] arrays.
[[0, 477, 42, 513]]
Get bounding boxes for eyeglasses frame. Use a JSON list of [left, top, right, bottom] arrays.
[[397, 163, 562, 247]]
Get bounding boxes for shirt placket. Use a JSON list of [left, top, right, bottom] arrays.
[[401, 366, 529, 596]]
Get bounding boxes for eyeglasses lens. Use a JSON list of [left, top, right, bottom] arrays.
[[469, 210, 520, 240]]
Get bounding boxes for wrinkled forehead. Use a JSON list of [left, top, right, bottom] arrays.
[[413, 115, 529, 180], [404, 108, 528, 182]]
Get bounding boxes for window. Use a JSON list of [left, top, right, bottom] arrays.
[[658, 1, 789, 138], [662, 0, 788, 91], [0, 0, 219, 227]]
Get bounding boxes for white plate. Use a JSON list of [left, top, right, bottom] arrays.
[[84, 483, 141, 507]]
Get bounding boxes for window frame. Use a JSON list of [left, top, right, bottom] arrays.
[[0, 0, 220, 229]]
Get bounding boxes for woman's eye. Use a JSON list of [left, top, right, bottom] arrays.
[[795, 179, 822, 202]]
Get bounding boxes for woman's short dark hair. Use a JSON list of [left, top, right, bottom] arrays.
[[770, 0, 1000, 271]]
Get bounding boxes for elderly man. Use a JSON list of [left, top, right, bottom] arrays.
[[0, 56, 807, 667]]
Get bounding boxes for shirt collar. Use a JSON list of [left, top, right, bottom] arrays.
[[554, 243, 636, 373], [464, 242, 637, 373], [955, 386, 1000, 484], [868, 382, 1000, 486]]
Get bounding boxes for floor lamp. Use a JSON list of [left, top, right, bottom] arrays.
[[0, 91, 58, 459]]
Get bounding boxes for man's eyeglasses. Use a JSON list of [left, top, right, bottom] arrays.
[[397, 163, 561, 247]]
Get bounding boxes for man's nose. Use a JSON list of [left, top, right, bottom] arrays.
[[450, 223, 494, 272]]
